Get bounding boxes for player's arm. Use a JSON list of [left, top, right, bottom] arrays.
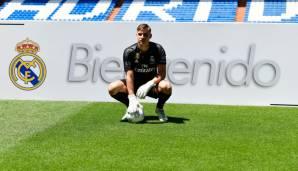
[[136, 65, 166, 99], [126, 69, 142, 113], [136, 65, 163, 99], [154, 43, 167, 84], [140, 64, 165, 93], [123, 48, 141, 113], [123, 48, 136, 95], [151, 64, 166, 84], [126, 70, 135, 95]]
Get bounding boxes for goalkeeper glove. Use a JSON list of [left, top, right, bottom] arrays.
[[136, 80, 156, 99], [127, 94, 142, 113]]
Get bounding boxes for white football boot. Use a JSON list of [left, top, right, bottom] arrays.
[[155, 108, 168, 122]]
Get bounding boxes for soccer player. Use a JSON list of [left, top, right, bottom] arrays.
[[108, 23, 172, 122]]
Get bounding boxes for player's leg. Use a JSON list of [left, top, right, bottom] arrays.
[[108, 80, 130, 120], [108, 79, 128, 107], [156, 80, 172, 122], [156, 80, 172, 109], [147, 80, 172, 122]]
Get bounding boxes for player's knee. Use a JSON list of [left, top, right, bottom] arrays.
[[108, 80, 127, 96], [108, 81, 120, 96], [159, 81, 172, 94], [108, 83, 116, 96]]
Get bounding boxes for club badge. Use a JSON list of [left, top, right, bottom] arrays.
[[9, 38, 47, 91], [149, 55, 155, 64], [135, 53, 140, 63]]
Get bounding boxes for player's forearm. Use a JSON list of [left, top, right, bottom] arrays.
[[152, 64, 166, 84], [152, 75, 163, 85], [127, 82, 134, 94], [126, 71, 135, 95]]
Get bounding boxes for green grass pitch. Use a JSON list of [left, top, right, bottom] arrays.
[[0, 100, 297, 170]]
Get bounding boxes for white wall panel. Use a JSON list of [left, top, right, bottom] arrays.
[[0, 22, 297, 106]]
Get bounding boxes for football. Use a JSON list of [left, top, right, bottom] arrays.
[[127, 106, 144, 123]]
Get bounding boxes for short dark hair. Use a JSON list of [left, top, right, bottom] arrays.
[[137, 23, 151, 32]]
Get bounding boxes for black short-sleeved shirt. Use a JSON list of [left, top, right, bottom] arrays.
[[123, 42, 166, 84]]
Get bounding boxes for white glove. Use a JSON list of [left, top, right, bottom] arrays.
[[127, 94, 142, 113], [136, 80, 156, 99]]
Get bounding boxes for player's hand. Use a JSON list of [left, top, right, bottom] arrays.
[[136, 80, 156, 99], [127, 94, 142, 113]]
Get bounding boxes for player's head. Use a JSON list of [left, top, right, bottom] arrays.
[[136, 23, 152, 46]]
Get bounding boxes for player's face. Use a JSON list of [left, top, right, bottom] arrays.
[[137, 28, 151, 46]]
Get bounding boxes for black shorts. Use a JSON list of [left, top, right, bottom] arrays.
[[121, 79, 159, 99]]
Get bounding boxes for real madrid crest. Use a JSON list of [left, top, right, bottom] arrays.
[[9, 38, 47, 91], [135, 53, 140, 63], [149, 55, 155, 64]]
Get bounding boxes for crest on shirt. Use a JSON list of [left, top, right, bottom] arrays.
[[149, 55, 155, 64], [134, 53, 140, 63]]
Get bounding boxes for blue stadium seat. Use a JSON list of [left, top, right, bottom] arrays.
[[114, 0, 237, 22], [207, 0, 237, 22], [245, 0, 298, 23], [0, 0, 116, 21], [2, 0, 298, 22]]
